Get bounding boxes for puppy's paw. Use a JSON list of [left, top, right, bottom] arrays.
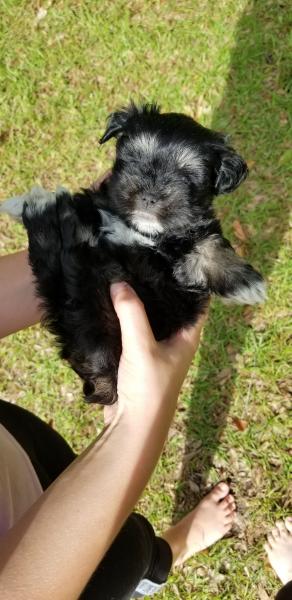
[[174, 234, 267, 305], [221, 269, 267, 305], [0, 186, 57, 222], [0, 193, 29, 221]]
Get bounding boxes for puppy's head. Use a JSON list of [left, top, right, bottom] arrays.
[[100, 102, 248, 237]]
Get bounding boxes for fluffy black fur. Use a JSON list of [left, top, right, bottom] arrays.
[[1, 103, 266, 404]]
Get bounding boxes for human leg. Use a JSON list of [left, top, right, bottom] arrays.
[[264, 517, 292, 600], [0, 398, 76, 489], [81, 482, 236, 599]]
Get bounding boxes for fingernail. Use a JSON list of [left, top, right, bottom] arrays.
[[110, 281, 129, 298]]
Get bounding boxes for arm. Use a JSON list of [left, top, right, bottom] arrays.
[[0, 282, 207, 600], [0, 250, 42, 338]]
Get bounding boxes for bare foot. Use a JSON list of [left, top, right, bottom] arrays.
[[162, 482, 236, 566], [264, 517, 292, 585]]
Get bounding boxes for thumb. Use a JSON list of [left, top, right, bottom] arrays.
[[110, 282, 155, 350]]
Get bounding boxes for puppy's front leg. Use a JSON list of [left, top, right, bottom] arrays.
[[174, 234, 266, 304]]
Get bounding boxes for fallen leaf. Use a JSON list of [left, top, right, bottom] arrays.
[[171, 583, 182, 598], [215, 367, 233, 384], [247, 160, 255, 169], [258, 585, 270, 600], [226, 343, 237, 358], [243, 306, 254, 324], [36, 7, 47, 23], [268, 456, 282, 467], [234, 243, 246, 257], [277, 378, 292, 396], [0, 130, 9, 143], [196, 566, 208, 577], [233, 219, 248, 242], [232, 416, 248, 431], [219, 560, 231, 574], [279, 148, 292, 165], [184, 441, 202, 459], [246, 194, 266, 210], [188, 480, 200, 494]]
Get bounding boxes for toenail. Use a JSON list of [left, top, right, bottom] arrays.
[[272, 531, 279, 539], [218, 482, 228, 492]]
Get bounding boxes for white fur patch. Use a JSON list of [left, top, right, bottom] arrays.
[[76, 226, 99, 247], [100, 210, 155, 247], [223, 280, 267, 305], [131, 212, 163, 237], [127, 133, 159, 158], [174, 146, 204, 177]]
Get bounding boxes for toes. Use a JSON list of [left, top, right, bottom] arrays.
[[225, 504, 236, 517], [227, 495, 236, 510], [271, 526, 281, 540], [211, 482, 230, 501], [285, 517, 292, 533], [264, 542, 272, 554], [267, 532, 277, 547], [221, 495, 235, 512], [275, 520, 288, 538], [223, 520, 233, 533], [225, 511, 236, 524]]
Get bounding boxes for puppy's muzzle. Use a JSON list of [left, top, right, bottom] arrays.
[[83, 377, 117, 405]]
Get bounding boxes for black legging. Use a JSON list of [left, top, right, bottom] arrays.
[[0, 399, 172, 599], [275, 581, 292, 600]]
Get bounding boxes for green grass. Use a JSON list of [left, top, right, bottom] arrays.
[[0, 1, 291, 598]]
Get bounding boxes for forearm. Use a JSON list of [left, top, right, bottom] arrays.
[[0, 250, 41, 338], [0, 400, 174, 600]]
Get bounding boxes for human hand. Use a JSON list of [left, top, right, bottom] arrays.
[[90, 170, 111, 191], [104, 282, 208, 425]]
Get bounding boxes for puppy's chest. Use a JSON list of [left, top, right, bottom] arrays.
[[99, 210, 155, 249], [98, 210, 194, 258]]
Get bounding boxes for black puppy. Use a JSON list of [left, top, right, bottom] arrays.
[[1, 103, 266, 404]]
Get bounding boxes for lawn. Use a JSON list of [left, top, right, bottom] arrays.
[[0, 1, 291, 598]]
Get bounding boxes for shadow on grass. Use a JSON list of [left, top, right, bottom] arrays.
[[173, 0, 290, 518]]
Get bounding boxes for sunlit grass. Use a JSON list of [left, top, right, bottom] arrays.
[[0, 1, 291, 597]]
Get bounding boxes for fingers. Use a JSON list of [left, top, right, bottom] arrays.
[[111, 283, 209, 360], [103, 403, 119, 426], [285, 517, 292, 533], [179, 308, 209, 347], [163, 306, 209, 358], [90, 170, 112, 191], [110, 282, 155, 350]]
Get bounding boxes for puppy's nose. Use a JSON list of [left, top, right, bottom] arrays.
[[142, 196, 156, 206]]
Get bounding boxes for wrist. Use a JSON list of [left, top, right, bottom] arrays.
[[108, 391, 177, 440]]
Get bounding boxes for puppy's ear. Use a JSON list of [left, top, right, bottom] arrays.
[[214, 148, 248, 195], [100, 102, 160, 144], [100, 109, 131, 144]]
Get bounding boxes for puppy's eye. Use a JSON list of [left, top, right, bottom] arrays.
[[128, 189, 139, 200]]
